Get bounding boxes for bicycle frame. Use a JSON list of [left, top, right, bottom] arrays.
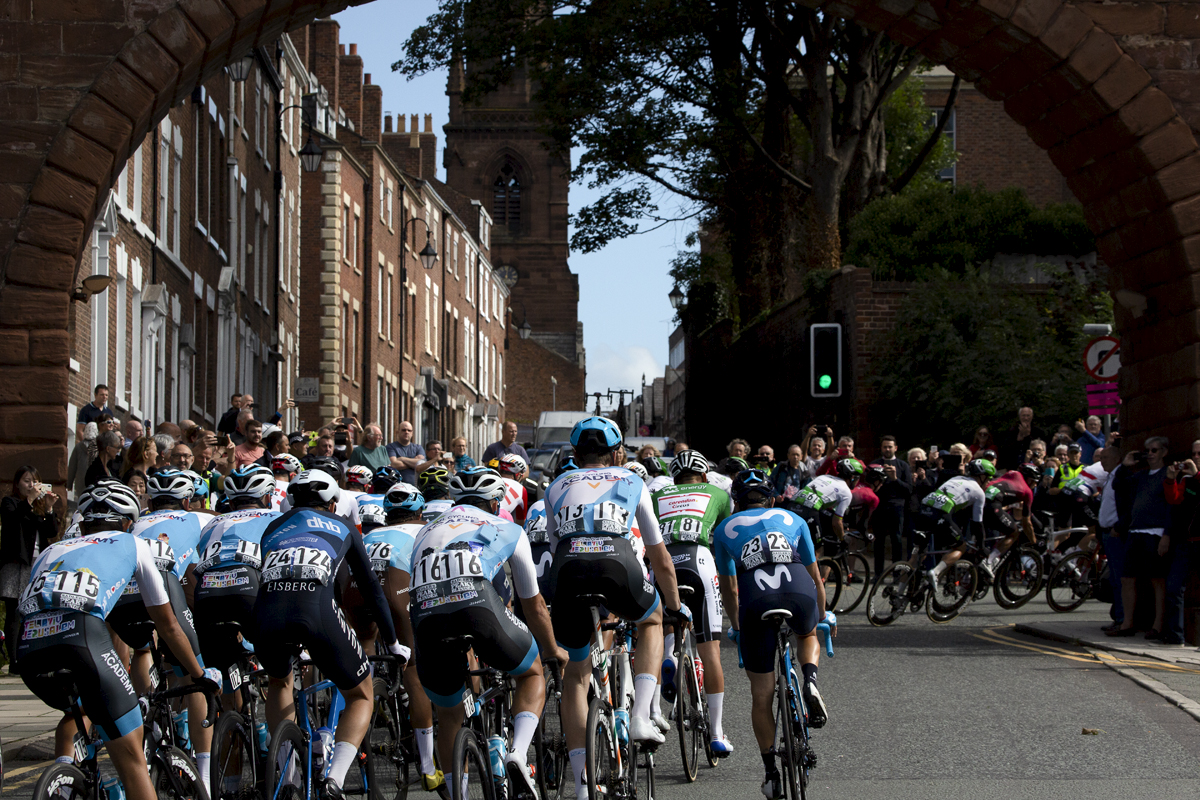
[[271, 675, 346, 800]]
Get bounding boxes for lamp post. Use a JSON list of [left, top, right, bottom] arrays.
[[70, 274, 112, 303], [401, 215, 439, 270], [551, 376, 557, 411], [668, 285, 685, 310], [228, 53, 256, 83]]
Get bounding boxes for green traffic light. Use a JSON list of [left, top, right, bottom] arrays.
[[819, 374, 832, 390]]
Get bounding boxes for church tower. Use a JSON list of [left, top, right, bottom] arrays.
[[444, 57, 586, 421]]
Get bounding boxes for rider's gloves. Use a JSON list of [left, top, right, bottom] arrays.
[[197, 667, 222, 690], [387, 641, 412, 663], [726, 627, 740, 646], [665, 604, 693, 626], [822, 611, 838, 628]]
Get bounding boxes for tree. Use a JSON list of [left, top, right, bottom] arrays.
[[397, 0, 958, 324]]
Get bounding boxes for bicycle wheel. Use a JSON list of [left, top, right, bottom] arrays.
[[150, 745, 206, 800], [818, 559, 842, 613], [926, 561, 976, 622], [1046, 553, 1094, 612], [534, 670, 567, 800], [449, 728, 493, 800], [364, 681, 408, 800], [992, 545, 1043, 610], [835, 553, 871, 614], [639, 745, 655, 800], [676, 652, 701, 781], [584, 699, 622, 800], [774, 667, 802, 800], [30, 762, 89, 800], [266, 719, 309, 800], [865, 563, 912, 626], [211, 710, 257, 800]]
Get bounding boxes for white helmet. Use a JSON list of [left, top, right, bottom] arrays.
[[224, 464, 277, 500], [449, 466, 507, 503], [498, 453, 528, 478], [146, 468, 196, 501], [346, 465, 374, 490], [624, 462, 649, 481], [78, 480, 141, 524], [670, 450, 711, 478], [287, 469, 341, 508], [272, 454, 303, 476]]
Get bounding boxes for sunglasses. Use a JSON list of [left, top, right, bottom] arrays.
[[1148, 447, 1164, 453]]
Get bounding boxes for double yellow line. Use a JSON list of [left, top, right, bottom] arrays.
[[971, 625, 1200, 674]]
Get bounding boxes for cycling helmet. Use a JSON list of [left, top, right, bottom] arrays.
[[272, 454, 303, 476], [569, 417, 622, 454], [836, 458, 865, 486], [359, 504, 387, 530], [346, 465, 374, 491], [978, 448, 998, 462], [553, 456, 579, 478], [863, 463, 888, 484], [449, 466, 507, 503], [669, 449, 710, 478], [78, 480, 141, 524], [732, 469, 777, 504], [384, 482, 427, 514], [498, 453, 528, 478], [224, 464, 276, 500], [371, 466, 404, 494], [1017, 463, 1041, 488], [419, 465, 451, 492], [966, 458, 997, 479], [288, 469, 341, 508], [146, 468, 195, 501], [624, 461, 649, 481], [720, 456, 749, 477], [182, 470, 210, 502], [306, 455, 344, 481], [640, 456, 663, 477]]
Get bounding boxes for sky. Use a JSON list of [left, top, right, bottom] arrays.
[[333, 0, 689, 412]]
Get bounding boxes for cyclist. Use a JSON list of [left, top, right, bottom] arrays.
[[16, 482, 219, 800], [794, 458, 861, 558], [624, 461, 649, 482], [498, 453, 531, 523], [280, 456, 363, 530], [359, 503, 388, 533], [642, 456, 672, 493], [650, 449, 734, 755], [713, 469, 830, 800], [922, 459, 994, 586], [418, 465, 454, 521], [408, 466, 566, 797], [545, 417, 688, 800], [1046, 456, 1107, 554], [254, 469, 408, 800], [271, 454, 303, 510], [369, 465, 405, 498], [846, 464, 883, 534], [976, 463, 1039, 575]]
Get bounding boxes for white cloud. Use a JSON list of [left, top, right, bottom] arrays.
[[587, 344, 663, 400]]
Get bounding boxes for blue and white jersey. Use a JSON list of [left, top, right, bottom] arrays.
[[421, 498, 453, 522], [17, 532, 170, 621], [362, 523, 423, 580], [410, 505, 540, 599], [713, 508, 816, 578], [130, 509, 204, 580], [543, 466, 662, 551], [524, 500, 548, 544], [357, 493, 385, 513], [193, 509, 279, 576]]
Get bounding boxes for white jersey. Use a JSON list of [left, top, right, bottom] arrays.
[[271, 478, 290, 511], [923, 476, 986, 522], [543, 466, 662, 552], [280, 490, 363, 529], [706, 472, 733, 494], [422, 498, 454, 522], [647, 475, 673, 494], [796, 474, 853, 518], [500, 477, 529, 522]]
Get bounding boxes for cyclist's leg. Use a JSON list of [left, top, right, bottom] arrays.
[[737, 586, 786, 788], [159, 574, 208, 782], [691, 546, 728, 744], [413, 610, 472, 782], [306, 600, 374, 791]]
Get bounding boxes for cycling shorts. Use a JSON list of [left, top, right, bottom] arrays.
[[254, 584, 369, 692], [913, 506, 964, 545], [547, 535, 661, 661], [1059, 488, 1099, 528], [984, 498, 1019, 535], [796, 508, 834, 550], [411, 576, 537, 707], [17, 611, 142, 741], [108, 571, 201, 673], [652, 544, 721, 642], [193, 567, 261, 673], [734, 563, 820, 674]]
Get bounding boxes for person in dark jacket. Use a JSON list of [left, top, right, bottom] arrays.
[[773, 444, 812, 509], [1110, 437, 1173, 639], [84, 430, 124, 487], [0, 465, 59, 671], [871, 435, 913, 574]]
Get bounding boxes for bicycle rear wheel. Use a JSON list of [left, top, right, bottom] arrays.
[[150, 745, 206, 800], [676, 652, 701, 781], [211, 710, 257, 800], [1046, 553, 1094, 612], [364, 680, 408, 800], [585, 699, 626, 800], [818, 559, 842, 613], [266, 719, 309, 800], [992, 544, 1043, 610], [534, 669, 567, 800], [774, 667, 803, 800], [449, 728, 493, 800], [835, 553, 870, 614], [30, 762, 89, 800], [865, 563, 912, 626], [927, 561, 976, 622]]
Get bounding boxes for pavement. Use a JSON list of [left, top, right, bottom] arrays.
[[0, 671, 59, 762]]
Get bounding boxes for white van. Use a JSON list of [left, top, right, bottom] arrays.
[[535, 411, 592, 448]]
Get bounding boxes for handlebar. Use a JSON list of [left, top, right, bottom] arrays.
[[150, 681, 221, 728], [816, 622, 834, 658]]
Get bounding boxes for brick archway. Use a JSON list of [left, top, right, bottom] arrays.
[[2, 0, 1200, 486]]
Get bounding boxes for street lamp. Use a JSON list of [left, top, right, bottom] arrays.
[[71, 274, 112, 303], [228, 53, 255, 82], [519, 319, 532, 340], [668, 285, 685, 309], [298, 136, 323, 173], [402, 216, 439, 270]]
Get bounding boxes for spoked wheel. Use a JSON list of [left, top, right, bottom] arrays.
[[1046, 553, 1095, 612], [818, 559, 842, 613], [676, 653, 702, 781], [926, 561, 976, 623], [449, 728, 494, 800], [774, 669, 804, 800], [535, 672, 568, 800], [150, 745, 206, 800], [266, 720, 309, 800], [835, 553, 871, 613], [211, 710, 258, 800], [585, 699, 631, 800], [866, 563, 913, 626], [993, 544, 1044, 609], [364, 682, 408, 800], [30, 762, 88, 800]]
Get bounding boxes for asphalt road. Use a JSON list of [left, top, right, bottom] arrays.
[[5, 599, 1200, 800]]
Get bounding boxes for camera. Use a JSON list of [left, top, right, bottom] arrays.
[[334, 431, 348, 447]]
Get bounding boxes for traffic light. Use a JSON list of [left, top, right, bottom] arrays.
[[810, 323, 842, 398]]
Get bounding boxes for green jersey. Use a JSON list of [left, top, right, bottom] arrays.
[[651, 482, 732, 548]]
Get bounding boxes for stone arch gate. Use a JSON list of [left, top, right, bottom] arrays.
[[2, 0, 1200, 487]]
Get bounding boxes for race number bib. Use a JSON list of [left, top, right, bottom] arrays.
[[366, 542, 393, 577], [924, 492, 956, 513], [22, 569, 101, 613], [662, 516, 704, 542], [555, 502, 630, 536], [412, 549, 484, 588], [738, 533, 793, 570], [147, 539, 176, 572], [198, 539, 262, 573], [262, 547, 334, 584]]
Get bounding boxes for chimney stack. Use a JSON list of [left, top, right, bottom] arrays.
[[339, 44, 364, 133]]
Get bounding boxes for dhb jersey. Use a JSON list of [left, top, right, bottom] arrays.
[[713, 508, 816, 577], [651, 482, 731, 548], [544, 466, 662, 550], [795, 475, 853, 518], [17, 533, 170, 621], [130, 510, 204, 580], [193, 508, 279, 576], [422, 498, 453, 522], [363, 523, 423, 580], [410, 504, 539, 600]]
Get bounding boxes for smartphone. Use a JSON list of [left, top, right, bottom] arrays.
[[38, 482, 53, 495], [340, 417, 355, 426], [216, 433, 231, 447], [334, 431, 348, 446]]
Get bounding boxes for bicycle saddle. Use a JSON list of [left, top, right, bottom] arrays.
[[678, 586, 695, 596], [577, 593, 608, 607], [761, 609, 793, 622]]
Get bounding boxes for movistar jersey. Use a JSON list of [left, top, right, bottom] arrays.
[[795, 475, 852, 518], [922, 475, 986, 522], [651, 482, 731, 547], [524, 500, 548, 544], [409, 505, 539, 599], [544, 466, 662, 550], [422, 498, 453, 522], [712, 508, 816, 577], [130, 510, 204, 580], [193, 509, 279, 576], [17, 533, 170, 620], [363, 523, 423, 579], [357, 493, 385, 512]]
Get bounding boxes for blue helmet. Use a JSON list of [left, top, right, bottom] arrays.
[[384, 482, 426, 514], [733, 468, 777, 504], [570, 417, 622, 454]]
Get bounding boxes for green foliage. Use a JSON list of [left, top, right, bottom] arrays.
[[881, 75, 957, 191], [873, 268, 1113, 445], [845, 184, 1095, 280]]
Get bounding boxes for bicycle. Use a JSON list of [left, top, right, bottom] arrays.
[[208, 623, 271, 800], [666, 585, 716, 782], [763, 615, 834, 800], [29, 668, 215, 800], [864, 530, 975, 626], [533, 659, 568, 800], [1045, 543, 1108, 613], [818, 532, 871, 614]]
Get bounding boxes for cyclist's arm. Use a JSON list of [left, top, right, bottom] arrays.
[[634, 484, 663, 547], [510, 534, 566, 662], [646, 541, 681, 611], [344, 532, 401, 647], [385, 567, 413, 650], [717, 575, 739, 630], [807, 561, 826, 619], [182, 563, 197, 610], [830, 515, 845, 540], [135, 540, 204, 678]]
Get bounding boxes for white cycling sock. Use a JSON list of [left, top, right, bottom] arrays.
[[510, 711, 538, 759], [662, 632, 676, 666], [569, 747, 587, 800], [652, 683, 662, 716], [707, 692, 724, 739], [931, 561, 948, 579], [56, 756, 73, 765], [632, 673, 657, 720], [328, 741, 358, 788], [195, 752, 211, 798], [415, 726, 436, 775]]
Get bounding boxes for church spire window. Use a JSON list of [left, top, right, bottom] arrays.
[[492, 162, 521, 234]]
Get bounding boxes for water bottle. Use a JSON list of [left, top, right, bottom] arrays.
[[316, 726, 335, 778], [172, 710, 191, 750], [693, 655, 705, 692], [486, 735, 505, 779], [614, 709, 630, 744], [255, 721, 270, 755], [101, 776, 126, 800]]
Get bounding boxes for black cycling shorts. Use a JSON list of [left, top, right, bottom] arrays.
[[657, 544, 722, 643], [984, 498, 1020, 535], [193, 567, 261, 673], [17, 611, 142, 741], [253, 582, 369, 691], [411, 576, 537, 707], [547, 535, 660, 661], [1059, 488, 1099, 530], [108, 571, 200, 672], [734, 563, 820, 674], [795, 508, 831, 551]]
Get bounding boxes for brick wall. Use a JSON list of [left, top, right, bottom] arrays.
[[506, 335, 586, 425]]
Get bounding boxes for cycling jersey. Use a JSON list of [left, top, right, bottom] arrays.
[[18, 533, 169, 620], [1061, 464, 1108, 496], [500, 477, 529, 523], [651, 482, 731, 548], [522, 500, 552, 599], [646, 475, 672, 493], [524, 500, 548, 543], [544, 466, 662, 549], [356, 493, 386, 513], [705, 472, 733, 495], [362, 523, 423, 580], [130, 509, 204, 581], [987, 472, 1034, 515], [422, 498, 453, 522], [921, 476, 986, 523], [795, 475, 852, 519], [272, 478, 290, 511]]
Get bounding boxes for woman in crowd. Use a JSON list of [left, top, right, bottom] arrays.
[[969, 426, 996, 455], [125, 469, 150, 512], [121, 435, 158, 481], [0, 466, 59, 672], [84, 430, 124, 487]]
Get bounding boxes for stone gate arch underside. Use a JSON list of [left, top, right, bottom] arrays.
[[3, 0, 1200, 483]]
